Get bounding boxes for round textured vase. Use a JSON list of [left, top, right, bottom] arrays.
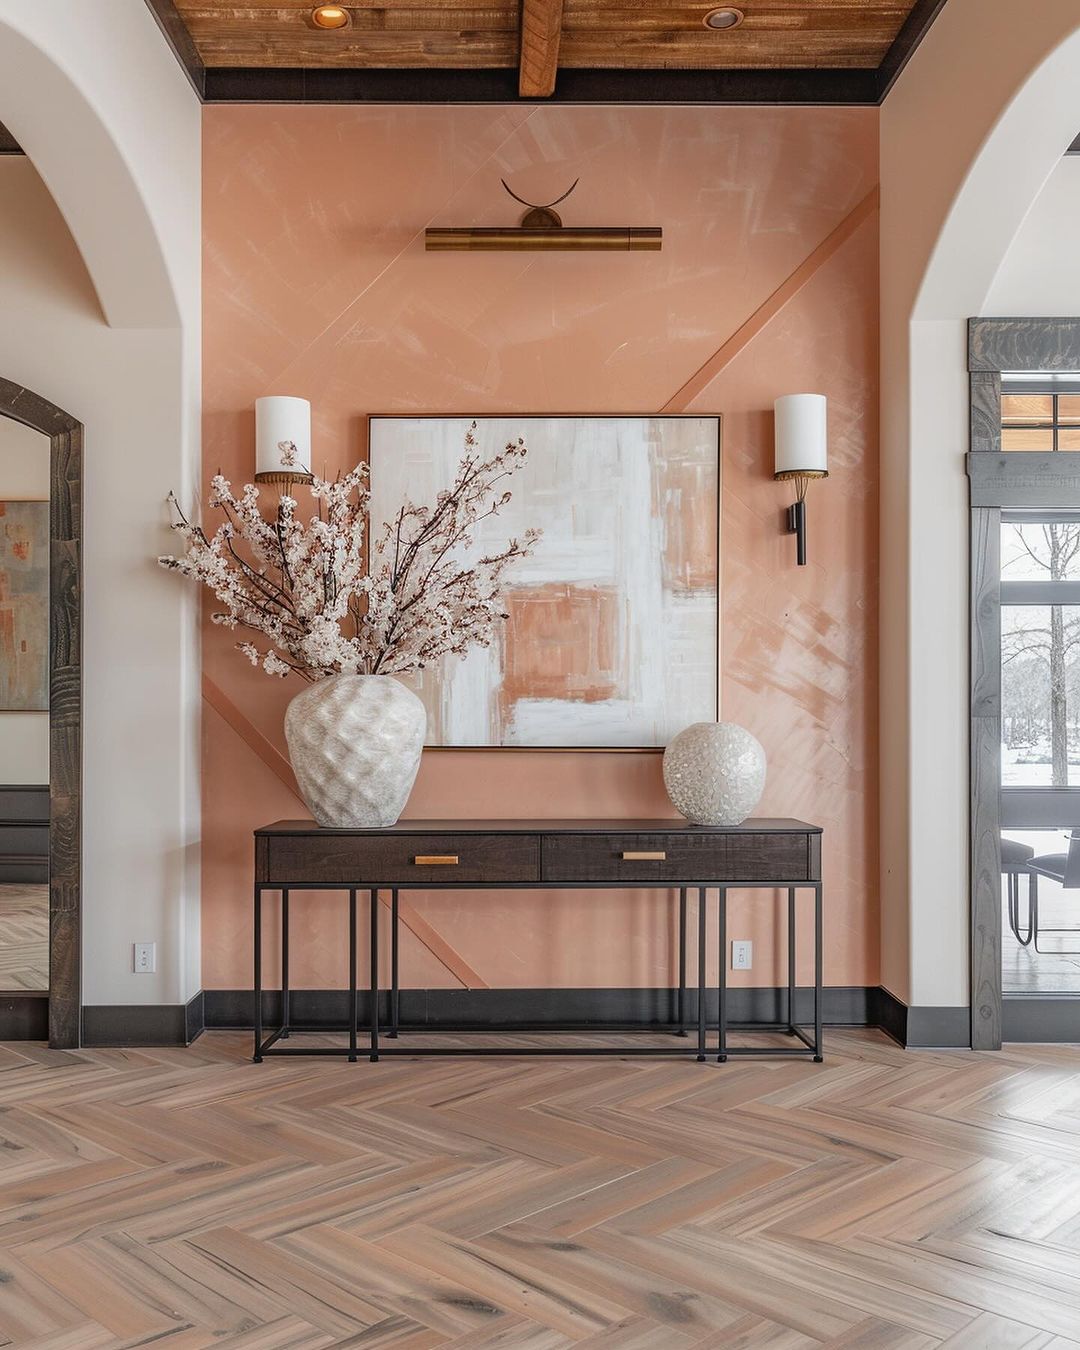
[[662, 722, 767, 827], [284, 674, 427, 829]]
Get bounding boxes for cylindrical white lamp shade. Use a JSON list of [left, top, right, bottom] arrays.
[[255, 396, 312, 480], [774, 394, 828, 478]]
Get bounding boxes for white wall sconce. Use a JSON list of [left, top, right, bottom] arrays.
[[255, 396, 313, 486], [774, 394, 828, 566]]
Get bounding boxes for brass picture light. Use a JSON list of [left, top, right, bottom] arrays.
[[425, 180, 662, 253]]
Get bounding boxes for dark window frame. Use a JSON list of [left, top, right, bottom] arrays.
[[969, 319, 1080, 1049]]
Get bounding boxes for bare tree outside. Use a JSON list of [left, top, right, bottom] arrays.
[[1002, 522, 1080, 787]]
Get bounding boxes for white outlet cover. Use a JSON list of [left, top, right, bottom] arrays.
[[731, 940, 753, 971], [133, 942, 156, 974]]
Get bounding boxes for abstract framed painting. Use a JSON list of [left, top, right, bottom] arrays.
[[0, 500, 49, 711], [367, 415, 720, 749]]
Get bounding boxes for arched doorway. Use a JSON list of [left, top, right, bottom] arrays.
[[0, 377, 81, 1048]]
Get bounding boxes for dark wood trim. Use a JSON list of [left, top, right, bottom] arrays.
[[0, 122, 23, 155], [0, 378, 82, 1050], [141, 0, 205, 99], [875, 0, 950, 101], [202, 65, 881, 106]]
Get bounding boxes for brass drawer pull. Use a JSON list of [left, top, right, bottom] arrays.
[[621, 850, 667, 861], [415, 854, 459, 866]]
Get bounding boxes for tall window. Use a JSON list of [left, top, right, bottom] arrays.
[[1001, 516, 1080, 787]]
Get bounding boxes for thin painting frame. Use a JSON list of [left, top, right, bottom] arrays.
[[366, 413, 721, 752]]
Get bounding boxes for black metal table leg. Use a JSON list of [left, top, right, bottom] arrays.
[[717, 886, 727, 1063], [677, 887, 688, 1036], [390, 888, 399, 1037], [253, 886, 263, 1063], [814, 883, 823, 1062], [348, 889, 358, 1063], [370, 887, 380, 1062], [787, 887, 796, 1034], [697, 887, 707, 1062], [281, 889, 290, 1040]]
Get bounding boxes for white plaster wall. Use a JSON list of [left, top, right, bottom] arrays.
[[880, 1, 1080, 1010], [0, 0, 201, 1009], [985, 157, 1080, 316], [0, 415, 49, 783]]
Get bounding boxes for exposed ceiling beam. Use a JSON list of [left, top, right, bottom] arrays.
[[876, 0, 949, 101], [143, 0, 206, 98], [518, 0, 564, 99]]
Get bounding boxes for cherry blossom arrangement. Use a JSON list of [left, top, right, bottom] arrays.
[[159, 424, 540, 681]]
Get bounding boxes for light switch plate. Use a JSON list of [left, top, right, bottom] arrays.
[[731, 940, 752, 971], [133, 942, 156, 974]]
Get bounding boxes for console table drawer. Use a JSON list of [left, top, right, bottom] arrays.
[[541, 832, 813, 883], [262, 833, 540, 885]]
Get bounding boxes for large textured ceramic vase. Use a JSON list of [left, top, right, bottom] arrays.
[[284, 674, 426, 828], [663, 722, 766, 826]]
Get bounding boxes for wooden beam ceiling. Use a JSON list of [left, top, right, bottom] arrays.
[[519, 0, 564, 98], [144, 0, 950, 103]]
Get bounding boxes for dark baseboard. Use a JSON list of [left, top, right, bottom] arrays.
[[8, 986, 980, 1049], [185, 989, 205, 1044], [203, 984, 876, 1033], [82, 991, 206, 1048], [906, 1005, 971, 1049], [1003, 996, 1080, 1043], [0, 991, 48, 1039], [873, 986, 970, 1049]]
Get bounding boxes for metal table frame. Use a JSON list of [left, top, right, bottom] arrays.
[[252, 880, 824, 1064]]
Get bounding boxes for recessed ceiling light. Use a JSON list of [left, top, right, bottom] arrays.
[[311, 4, 351, 29], [703, 7, 745, 29]]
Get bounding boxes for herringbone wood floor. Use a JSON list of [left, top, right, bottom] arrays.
[[2, 1029, 1080, 1348]]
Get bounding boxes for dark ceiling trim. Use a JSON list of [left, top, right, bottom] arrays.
[[0, 121, 23, 155], [202, 65, 880, 106], [1067, 133, 1080, 155], [143, 0, 205, 99], [876, 0, 950, 101]]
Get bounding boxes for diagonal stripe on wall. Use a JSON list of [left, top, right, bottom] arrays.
[[662, 186, 880, 413], [202, 184, 877, 992]]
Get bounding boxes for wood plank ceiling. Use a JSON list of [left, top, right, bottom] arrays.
[[178, 1, 916, 73], [154, 0, 946, 102]]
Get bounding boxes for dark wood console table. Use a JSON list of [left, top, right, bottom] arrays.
[[253, 818, 823, 1064]]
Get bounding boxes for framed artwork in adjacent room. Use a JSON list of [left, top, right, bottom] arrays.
[[0, 499, 49, 711], [367, 414, 720, 749]]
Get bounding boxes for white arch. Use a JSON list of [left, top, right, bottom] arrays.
[[879, 0, 1080, 1018], [916, 23, 1080, 322], [0, 5, 188, 329], [0, 0, 202, 1018]]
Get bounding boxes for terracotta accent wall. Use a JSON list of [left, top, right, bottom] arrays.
[[202, 105, 879, 993]]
